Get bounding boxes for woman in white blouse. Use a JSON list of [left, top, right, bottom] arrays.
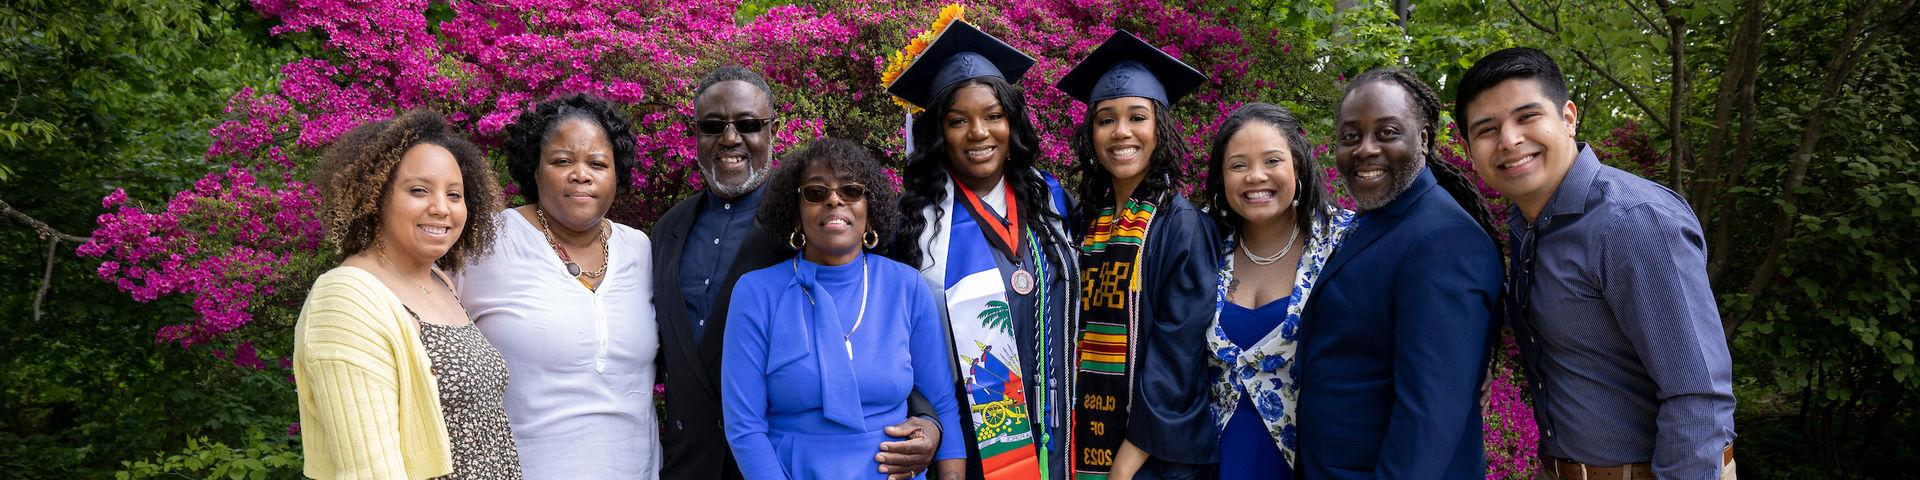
[[455, 94, 660, 478]]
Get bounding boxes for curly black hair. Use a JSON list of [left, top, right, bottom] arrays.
[[757, 138, 902, 252], [1205, 102, 1328, 237], [1070, 99, 1190, 223], [890, 76, 1068, 270], [503, 93, 637, 201], [317, 109, 503, 272], [1343, 68, 1501, 241]]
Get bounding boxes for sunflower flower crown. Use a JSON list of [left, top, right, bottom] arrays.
[[880, 3, 965, 113]]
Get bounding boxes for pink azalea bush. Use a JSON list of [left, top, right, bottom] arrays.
[[1593, 120, 1665, 178], [77, 0, 1540, 472]]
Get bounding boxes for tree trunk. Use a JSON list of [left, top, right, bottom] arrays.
[[1700, 0, 1769, 285], [1737, 0, 1916, 330], [1663, 7, 1690, 197], [1714, 69, 1761, 337], [1395, 0, 1413, 30]]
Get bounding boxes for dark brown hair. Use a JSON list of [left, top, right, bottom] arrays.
[[318, 109, 502, 272], [1070, 99, 1190, 222], [1206, 102, 1328, 236]]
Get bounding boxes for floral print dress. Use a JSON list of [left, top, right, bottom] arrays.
[[412, 308, 523, 479], [1206, 207, 1353, 468]]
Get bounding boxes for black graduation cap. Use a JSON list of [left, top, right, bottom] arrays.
[[884, 20, 1036, 109], [1055, 30, 1208, 107]]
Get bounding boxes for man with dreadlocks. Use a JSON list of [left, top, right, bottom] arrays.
[[1293, 67, 1505, 479]]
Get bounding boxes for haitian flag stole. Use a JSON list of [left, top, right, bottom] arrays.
[[1070, 195, 1158, 479], [930, 180, 1042, 480]]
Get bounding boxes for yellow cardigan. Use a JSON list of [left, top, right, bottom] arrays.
[[294, 266, 453, 479]]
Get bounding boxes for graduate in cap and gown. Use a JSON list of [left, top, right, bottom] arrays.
[[881, 10, 1078, 480], [1055, 31, 1221, 480]]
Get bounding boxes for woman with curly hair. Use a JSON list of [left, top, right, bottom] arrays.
[[1053, 31, 1221, 479], [720, 138, 965, 479], [880, 19, 1075, 479], [294, 109, 518, 479], [452, 93, 661, 478]]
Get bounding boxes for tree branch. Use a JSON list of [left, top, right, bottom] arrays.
[[1740, 0, 1915, 299], [1570, 49, 1670, 129], [1628, 0, 1672, 38], [1507, 0, 1561, 34], [1, 197, 91, 243], [1702, 0, 1770, 282], [1509, 0, 1673, 131], [35, 239, 57, 322], [1663, 4, 1690, 194]]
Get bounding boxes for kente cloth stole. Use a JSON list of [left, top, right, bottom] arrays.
[[1068, 197, 1158, 479], [943, 187, 1043, 480]]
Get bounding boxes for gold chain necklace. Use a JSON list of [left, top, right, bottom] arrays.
[[535, 207, 611, 278], [377, 247, 436, 296]]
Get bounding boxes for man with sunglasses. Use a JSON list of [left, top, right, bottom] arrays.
[[1456, 48, 1735, 480], [650, 65, 944, 480]]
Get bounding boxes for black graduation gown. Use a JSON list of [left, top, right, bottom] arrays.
[[1082, 193, 1223, 479]]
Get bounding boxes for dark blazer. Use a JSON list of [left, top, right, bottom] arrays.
[[652, 194, 792, 480], [1295, 168, 1503, 479]]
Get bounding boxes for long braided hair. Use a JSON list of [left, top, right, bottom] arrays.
[[890, 76, 1070, 275], [1344, 68, 1502, 241]]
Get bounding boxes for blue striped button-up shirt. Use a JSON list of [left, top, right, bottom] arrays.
[[1507, 144, 1736, 480]]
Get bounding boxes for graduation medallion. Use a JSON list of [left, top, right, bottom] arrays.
[[1011, 268, 1035, 295]]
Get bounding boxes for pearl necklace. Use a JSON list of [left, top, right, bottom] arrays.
[[1241, 224, 1300, 266]]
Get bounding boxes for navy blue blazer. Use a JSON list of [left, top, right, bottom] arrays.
[[1296, 168, 1503, 479]]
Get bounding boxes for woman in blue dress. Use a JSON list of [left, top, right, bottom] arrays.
[[721, 138, 966, 479], [1199, 103, 1351, 479], [1055, 31, 1221, 479]]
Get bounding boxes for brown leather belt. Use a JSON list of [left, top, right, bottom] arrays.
[[1546, 445, 1732, 480], [1547, 457, 1654, 480]]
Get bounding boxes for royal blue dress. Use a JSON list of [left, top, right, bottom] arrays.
[[721, 252, 967, 479], [1217, 299, 1293, 479]]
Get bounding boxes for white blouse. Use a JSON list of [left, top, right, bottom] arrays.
[[455, 210, 660, 479]]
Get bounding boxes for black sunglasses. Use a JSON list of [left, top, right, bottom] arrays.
[[696, 118, 774, 136], [798, 184, 868, 204]]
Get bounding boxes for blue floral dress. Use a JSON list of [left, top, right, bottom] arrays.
[[1205, 206, 1352, 476]]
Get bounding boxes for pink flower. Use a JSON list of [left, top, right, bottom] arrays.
[[86, 6, 1535, 468]]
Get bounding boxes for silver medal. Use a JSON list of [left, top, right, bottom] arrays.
[[1011, 268, 1035, 295]]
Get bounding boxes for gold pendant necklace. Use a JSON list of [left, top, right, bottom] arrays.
[[536, 207, 611, 278], [377, 248, 433, 296]]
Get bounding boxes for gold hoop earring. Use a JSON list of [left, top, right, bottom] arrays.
[[863, 229, 880, 249], [789, 230, 806, 250]]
